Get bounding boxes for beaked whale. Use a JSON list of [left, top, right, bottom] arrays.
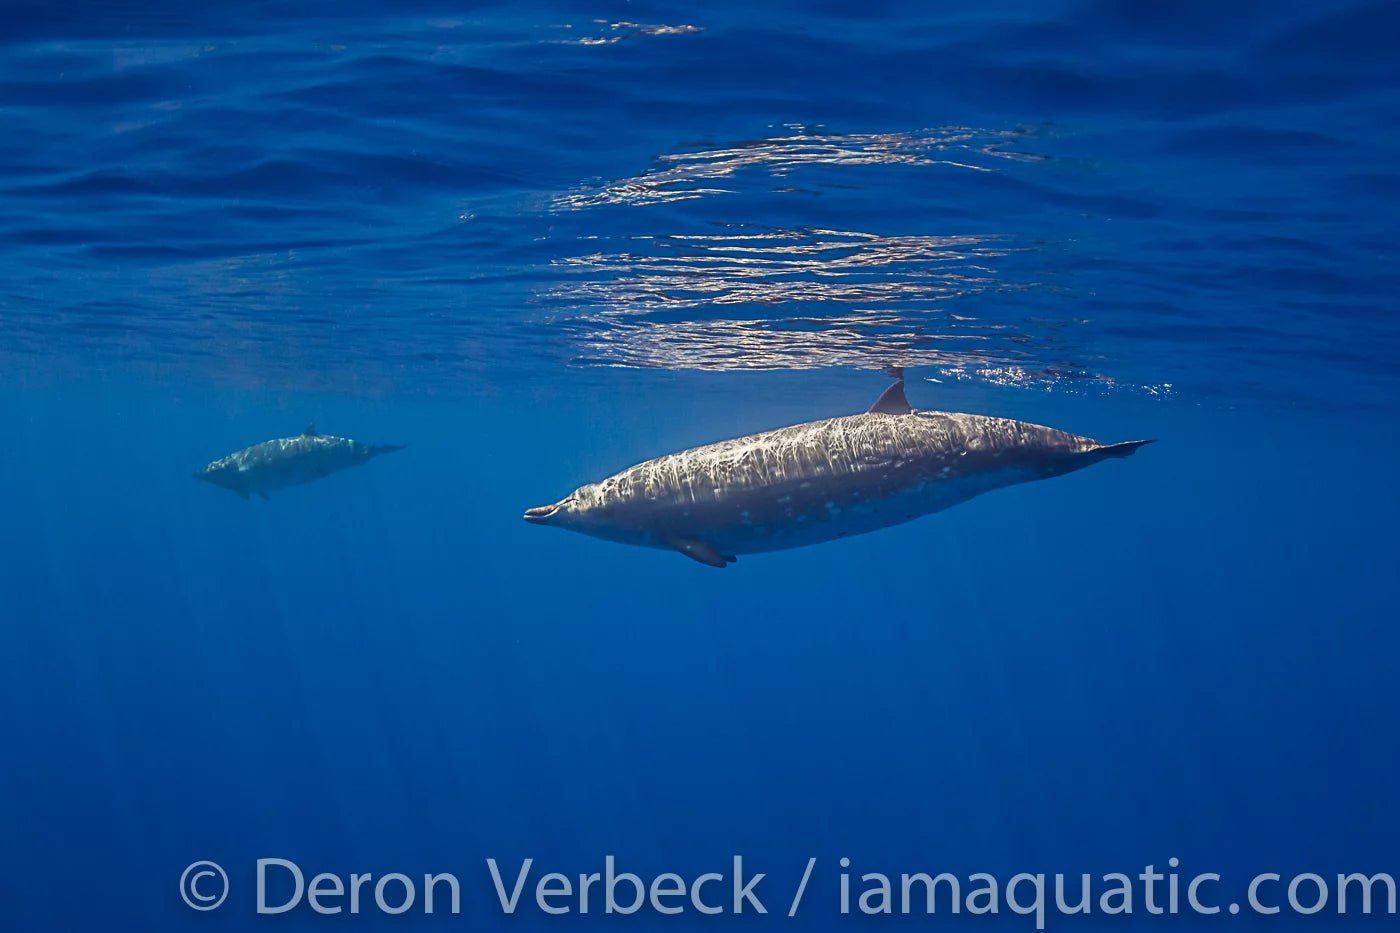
[[524, 379, 1151, 567], [194, 424, 402, 499]]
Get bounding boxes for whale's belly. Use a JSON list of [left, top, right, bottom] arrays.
[[236, 445, 349, 490], [686, 467, 1029, 554]]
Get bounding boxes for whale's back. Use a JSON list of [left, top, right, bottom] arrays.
[[602, 409, 1098, 508]]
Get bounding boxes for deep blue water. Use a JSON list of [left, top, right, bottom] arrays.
[[2, 1, 1398, 930]]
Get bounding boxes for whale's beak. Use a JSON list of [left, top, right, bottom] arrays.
[[523, 502, 562, 525]]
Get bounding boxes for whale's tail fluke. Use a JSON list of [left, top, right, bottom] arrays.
[[1088, 439, 1155, 462]]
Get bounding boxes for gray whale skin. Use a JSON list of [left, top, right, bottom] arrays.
[[194, 424, 402, 499], [524, 380, 1151, 568]]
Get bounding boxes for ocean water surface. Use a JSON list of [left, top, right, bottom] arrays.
[[2, 0, 1398, 930]]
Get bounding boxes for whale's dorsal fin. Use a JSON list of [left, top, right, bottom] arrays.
[[303, 422, 317, 437], [867, 380, 912, 415]]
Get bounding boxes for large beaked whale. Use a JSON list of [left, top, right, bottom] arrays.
[[194, 424, 402, 499], [524, 379, 1151, 567]]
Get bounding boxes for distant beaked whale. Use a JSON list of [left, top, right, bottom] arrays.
[[194, 424, 402, 499], [524, 379, 1151, 567]]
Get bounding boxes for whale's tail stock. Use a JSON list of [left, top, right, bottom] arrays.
[[1087, 439, 1155, 463]]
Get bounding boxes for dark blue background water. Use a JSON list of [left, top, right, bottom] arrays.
[[1, 1, 1397, 929]]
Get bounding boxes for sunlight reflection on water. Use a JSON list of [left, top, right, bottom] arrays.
[[554, 126, 1042, 210], [537, 126, 1160, 388]]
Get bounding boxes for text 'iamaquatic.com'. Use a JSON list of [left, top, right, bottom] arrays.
[[179, 855, 1398, 927]]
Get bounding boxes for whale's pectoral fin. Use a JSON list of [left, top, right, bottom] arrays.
[[303, 422, 317, 437], [867, 379, 912, 415], [669, 537, 735, 569], [256, 490, 270, 500], [235, 489, 249, 500]]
